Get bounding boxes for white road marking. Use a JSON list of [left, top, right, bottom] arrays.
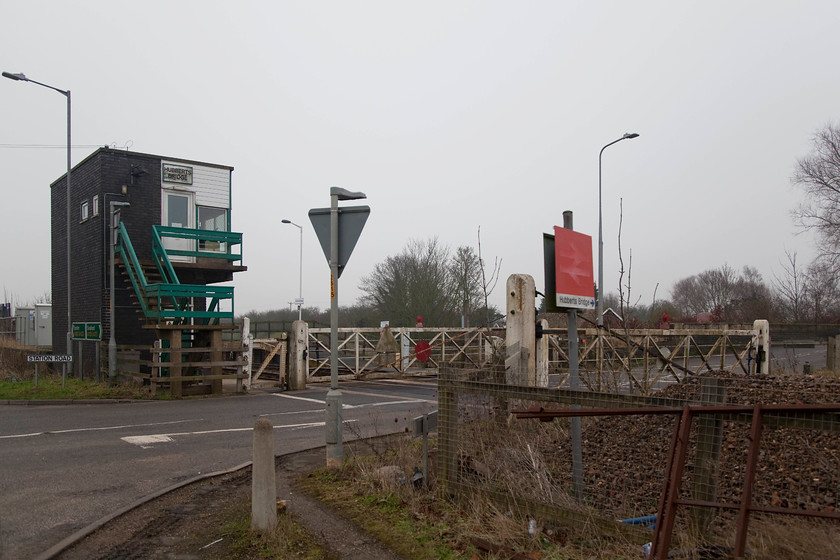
[[120, 421, 330, 448], [271, 392, 432, 409], [0, 419, 201, 440], [271, 393, 326, 405]]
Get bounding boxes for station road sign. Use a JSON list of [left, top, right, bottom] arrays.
[[27, 354, 73, 363], [308, 205, 370, 278]]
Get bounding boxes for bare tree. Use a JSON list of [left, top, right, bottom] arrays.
[[671, 264, 764, 321], [477, 226, 502, 328], [772, 250, 807, 322], [732, 265, 773, 321], [792, 123, 840, 270], [450, 245, 483, 327], [803, 260, 840, 322], [359, 237, 456, 326]]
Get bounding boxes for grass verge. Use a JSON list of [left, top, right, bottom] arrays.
[[0, 376, 170, 400], [293, 437, 641, 560]]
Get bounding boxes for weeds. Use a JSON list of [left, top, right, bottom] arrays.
[[199, 499, 335, 560]]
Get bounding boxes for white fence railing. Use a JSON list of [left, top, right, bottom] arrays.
[[306, 326, 761, 393]]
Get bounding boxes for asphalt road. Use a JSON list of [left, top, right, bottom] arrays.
[[0, 379, 438, 560]]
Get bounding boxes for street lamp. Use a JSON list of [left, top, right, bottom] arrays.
[[108, 201, 130, 385], [3, 71, 73, 373], [597, 132, 639, 328], [281, 219, 304, 320]]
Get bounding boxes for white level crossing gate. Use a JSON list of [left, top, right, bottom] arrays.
[[303, 324, 766, 395]]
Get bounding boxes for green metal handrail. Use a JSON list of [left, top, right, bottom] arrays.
[[115, 222, 237, 323], [153, 225, 243, 263]]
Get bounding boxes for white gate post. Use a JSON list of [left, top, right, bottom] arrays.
[[289, 319, 308, 390], [536, 319, 549, 387], [505, 274, 536, 386], [752, 319, 770, 374], [400, 329, 409, 371], [241, 317, 252, 391]]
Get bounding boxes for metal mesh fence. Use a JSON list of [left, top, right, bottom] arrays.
[[437, 366, 840, 559]]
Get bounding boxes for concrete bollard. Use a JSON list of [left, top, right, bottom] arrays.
[[251, 418, 277, 532]]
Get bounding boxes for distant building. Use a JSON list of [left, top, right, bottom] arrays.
[[51, 148, 246, 372]]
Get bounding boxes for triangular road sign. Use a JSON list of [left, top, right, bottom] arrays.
[[308, 205, 370, 278]]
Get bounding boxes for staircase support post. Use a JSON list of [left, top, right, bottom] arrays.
[[169, 329, 183, 397]]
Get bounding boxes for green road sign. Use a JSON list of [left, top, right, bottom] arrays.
[[86, 323, 101, 341], [72, 323, 86, 340], [72, 322, 102, 340]]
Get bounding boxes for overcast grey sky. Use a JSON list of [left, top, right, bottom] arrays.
[[1, 1, 835, 316]]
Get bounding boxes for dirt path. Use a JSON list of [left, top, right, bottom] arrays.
[[53, 447, 402, 560]]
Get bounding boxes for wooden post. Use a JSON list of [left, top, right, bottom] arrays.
[[210, 329, 223, 394], [251, 418, 277, 532], [437, 369, 459, 497], [691, 377, 726, 533], [169, 329, 182, 397]]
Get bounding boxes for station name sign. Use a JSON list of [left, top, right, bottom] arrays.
[[162, 164, 193, 185], [554, 226, 595, 310]]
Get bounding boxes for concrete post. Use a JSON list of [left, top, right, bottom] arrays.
[[251, 418, 277, 532], [505, 274, 536, 386], [828, 336, 839, 371], [289, 320, 308, 390], [752, 319, 771, 374], [535, 318, 549, 387]]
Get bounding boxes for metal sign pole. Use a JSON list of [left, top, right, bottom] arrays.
[[563, 210, 584, 501], [309, 187, 369, 469], [325, 190, 343, 468]]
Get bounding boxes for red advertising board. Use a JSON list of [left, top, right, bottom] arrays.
[[554, 226, 595, 309]]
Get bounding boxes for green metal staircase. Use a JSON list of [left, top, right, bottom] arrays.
[[115, 222, 243, 325]]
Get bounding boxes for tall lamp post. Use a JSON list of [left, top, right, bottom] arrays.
[[108, 201, 130, 385], [3, 71, 73, 373], [281, 219, 304, 320], [597, 132, 639, 328]]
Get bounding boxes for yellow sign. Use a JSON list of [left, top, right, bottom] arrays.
[[330, 275, 335, 299]]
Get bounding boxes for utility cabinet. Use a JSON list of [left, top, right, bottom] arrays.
[[15, 304, 52, 347]]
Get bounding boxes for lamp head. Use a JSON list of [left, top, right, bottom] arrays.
[[330, 186, 366, 201], [623, 132, 640, 139], [2, 72, 27, 81], [281, 219, 291, 224]]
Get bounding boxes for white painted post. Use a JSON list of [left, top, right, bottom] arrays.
[[401, 329, 410, 371], [241, 317, 252, 391], [251, 418, 277, 532], [752, 319, 771, 374], [289, 320, 308, 390], [505, 274, 536, 386], [536, 318, 549, 387]]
